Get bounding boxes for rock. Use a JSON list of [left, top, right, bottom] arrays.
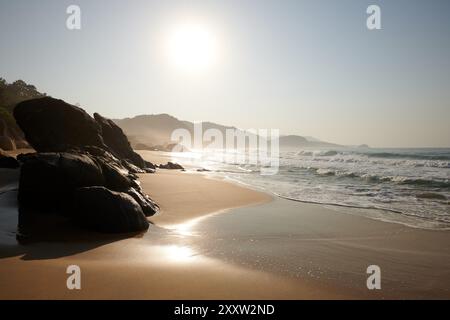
[[14, 139, 30, 149], [0, 136, 15, 151], [72, 187, 149, 233], [13, 98, 158, 233], [144, 160, 156, 170], [17, 150, 159, 231], [144, 167, 156, 174], [18, 152, 105, 213], [196, 168, 211, 172], [125, 187, 159, 217], [158, 161, 184, 170], [14, 97, 108, 153], [0, 151, 19, 168], [94, 113, 147, 169], [80, 146, 135, 190]]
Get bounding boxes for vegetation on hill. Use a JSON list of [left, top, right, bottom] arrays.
[[0, 78, 45, 150]]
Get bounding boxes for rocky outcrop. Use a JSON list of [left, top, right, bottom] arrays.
[[93, 113, 147, 170], [14, 97, 107, 153], [14, 97, 150, 171], [73, 187, 149, 233], [17, 150, 158, 233], [158, 162, 184, 170], [12, 97, 159, 233]]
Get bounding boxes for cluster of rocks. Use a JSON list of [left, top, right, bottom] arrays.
[[158, 161, 184, 170], [11, 97, 159, 233]]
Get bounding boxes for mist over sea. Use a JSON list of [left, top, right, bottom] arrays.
[[177, 147, 450, 229]]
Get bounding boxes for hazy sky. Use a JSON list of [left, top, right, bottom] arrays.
[[1, 0, 449, 147]]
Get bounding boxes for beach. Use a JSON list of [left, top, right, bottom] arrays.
[[0, 150, 449, 299]]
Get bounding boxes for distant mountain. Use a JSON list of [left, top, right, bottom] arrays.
[[114, 114, 342, 150], [114, 114, 243, 148], [278, 135, 341, 148], [303, 136, 322, 142]]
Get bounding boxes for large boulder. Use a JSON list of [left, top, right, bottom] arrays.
[[14, 97, 107, 153], [94, 113, 146, 169], [158, 161, 184, 170], [18, 152, 104, 213], [72, 187, 149, 233], [17, 150, 159, 232]]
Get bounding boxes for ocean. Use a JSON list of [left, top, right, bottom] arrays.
[[175, 147, 450, 230]]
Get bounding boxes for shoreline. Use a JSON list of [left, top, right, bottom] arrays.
[[0, 150, 449, 299]]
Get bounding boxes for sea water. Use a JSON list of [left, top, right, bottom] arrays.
[[175, 147, 450, 229]]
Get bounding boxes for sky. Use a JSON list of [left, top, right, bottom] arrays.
[[1, 0, 449, 148]]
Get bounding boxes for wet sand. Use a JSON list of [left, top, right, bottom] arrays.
[[0, 167, 347, 299], [1, 151, 450, 299]]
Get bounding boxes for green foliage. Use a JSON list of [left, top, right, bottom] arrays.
[[0, 106, 16, 127], [0, 77, 45, 138], [0, 77, 45, 111]]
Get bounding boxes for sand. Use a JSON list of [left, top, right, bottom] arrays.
[[139, 171, 271, 227], [0, 166, 347, 299], [0, 151, 449, 299]]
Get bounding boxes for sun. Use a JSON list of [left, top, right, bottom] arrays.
[[166, 22, 219, 72]]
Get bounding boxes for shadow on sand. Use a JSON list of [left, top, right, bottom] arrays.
[[0, 192, 148, 260]]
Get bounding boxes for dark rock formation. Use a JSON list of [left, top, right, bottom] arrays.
[[72, 187, 149, 233], [144, 160, 156, 170], [0, 150, 19, 168], [17, 150, 158, 233], [13, 97, 158, 233], [14, 97, 150, 171], [158, 161, 184, 170], [14, 97, 107, 153], [18, 152, 105, 214], [93, 113, 147, 169], [125, 187, 159, 217]]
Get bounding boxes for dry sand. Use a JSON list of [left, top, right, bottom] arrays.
[[140, 171, 271, 227]]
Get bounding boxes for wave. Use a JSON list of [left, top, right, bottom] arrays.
[[275, 194, 450, 229], [308, 167, 450, 189], [365, 152, 450, 161], [292, 148, 450, 160]]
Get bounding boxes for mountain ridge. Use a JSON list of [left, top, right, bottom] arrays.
[[114, 114, 343, 150]]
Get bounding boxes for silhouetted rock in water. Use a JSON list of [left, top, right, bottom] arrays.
[[0, 151, 19, 168], [73, 187, 149, 233], [14, 97, 107, 153], [197, 168, 211, 172], [17, 150, 159, 233], [158, 162, 184, 170], [94, 113, 147, 169]]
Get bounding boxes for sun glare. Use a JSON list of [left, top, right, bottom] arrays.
[[166, 22, 219, 72]]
